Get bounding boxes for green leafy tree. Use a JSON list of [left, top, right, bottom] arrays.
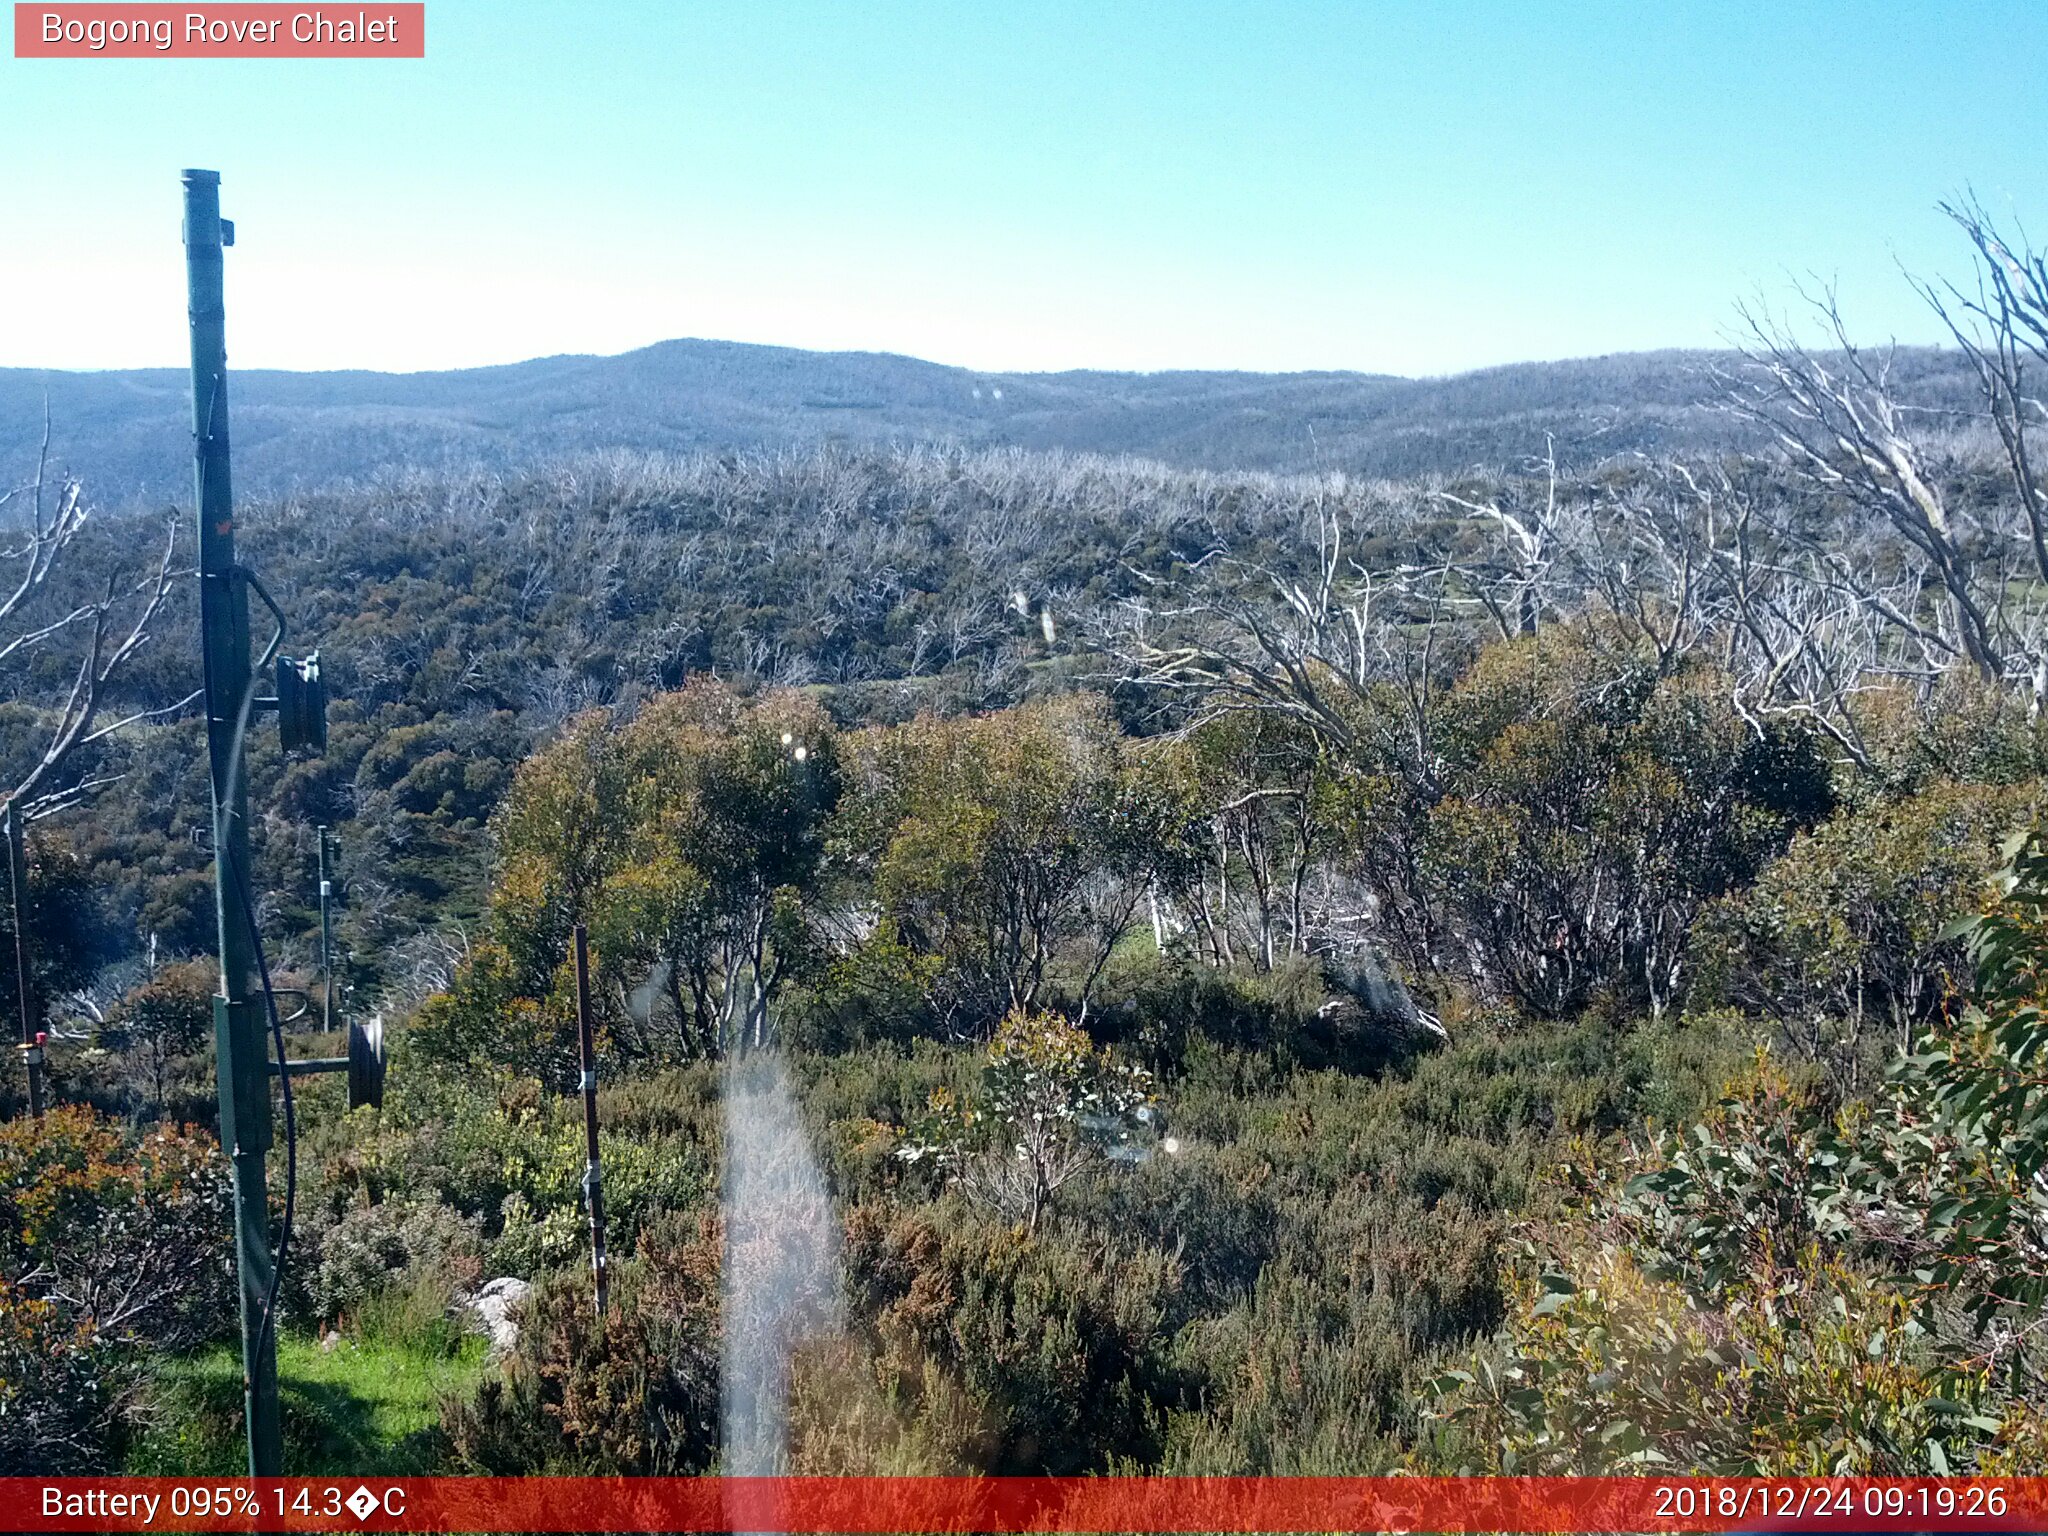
[[1409, 631, 1823, 1017], [844, 695, 1177, 1025], [1694, 779, 2036, 1090], [590, 682, 840, 1053], [1148, 711, 1332, 972], [99, 958, 215, 1113], [418, 678, 839, 1077]]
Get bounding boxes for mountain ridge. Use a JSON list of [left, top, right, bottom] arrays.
[[0, 335, 1973, 504]]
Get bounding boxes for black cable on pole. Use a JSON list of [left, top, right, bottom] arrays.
[[217, 620, 297, 1368], [231, 845, 296, 1365]]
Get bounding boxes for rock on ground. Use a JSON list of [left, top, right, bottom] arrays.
[[467, 1276, 529, 1358]]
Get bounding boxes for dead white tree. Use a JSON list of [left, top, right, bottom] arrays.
[[1098, 494, 1460, 779], [1722, 284, 2010, 689], [0, 413, 194, 823], [1434, 442, 1569, 643], [1444, 450, 1741, 674], [1917, 194, 2048, 693]]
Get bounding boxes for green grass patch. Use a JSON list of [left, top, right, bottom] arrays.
[[124, 1330, 487, 1476]]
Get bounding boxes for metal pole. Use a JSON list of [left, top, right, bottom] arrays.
[[572, 924, 608, 1320], [186, 167, 281, 1479], [317, 826, 333, 1035], [7, 802, 42, 1119]]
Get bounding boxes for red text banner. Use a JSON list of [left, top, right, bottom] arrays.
[[6, 1476, 2048, 1533], [14, 4, 424, 57]]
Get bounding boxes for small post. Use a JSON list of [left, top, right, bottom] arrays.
[[316, 826, 333, 1035], [7, 801, 43, 1119], [572, 924, 608, 1320]]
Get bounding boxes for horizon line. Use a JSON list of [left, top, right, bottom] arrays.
[[0, 332, 1953, 386]]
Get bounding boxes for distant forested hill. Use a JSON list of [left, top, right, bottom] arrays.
[[0, 338, 1978, 504]]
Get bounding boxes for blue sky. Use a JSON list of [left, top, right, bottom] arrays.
[[1, 1, 2041, 375]]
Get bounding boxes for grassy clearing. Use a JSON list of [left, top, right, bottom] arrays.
[[124, 1330, 487, 1476]]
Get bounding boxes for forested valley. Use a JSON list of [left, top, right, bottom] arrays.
[[8, 201, 2048, 1480]]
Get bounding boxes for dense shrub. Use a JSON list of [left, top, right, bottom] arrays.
[[311, 1198, 484, 1329], [321, 1060, 716, 1268], [0, 1284, 126, 1473], [1433, 831, 2048, 1474], [1429, 1060, 2048, 1474], [1692, 778, 2037, 1089], [1090, 950, 1415, 1077], [898, 1009, 1155, 1233], [839, 1201, 1178, 1474], [0, 1106, 231, 1350], [1401, 633, 1825, 1017], [446, 1211, 721, 1474], [1064, 1154, 1278, 1316], [0, 1107, 231, 1471]]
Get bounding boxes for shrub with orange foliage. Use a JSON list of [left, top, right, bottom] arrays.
[[0, 1104, 231, 1471]]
